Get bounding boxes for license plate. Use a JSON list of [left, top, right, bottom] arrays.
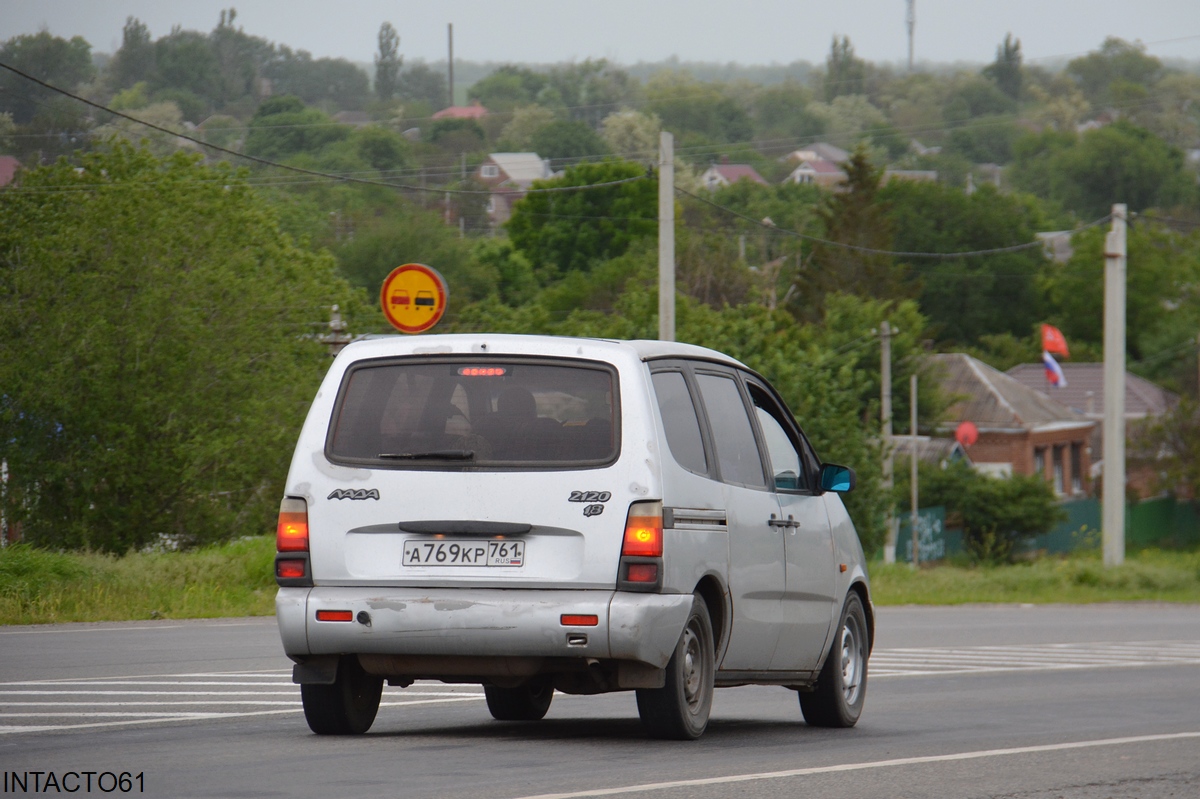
[[402, 539, 525, 567]]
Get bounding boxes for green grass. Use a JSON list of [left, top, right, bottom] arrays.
[[0, 536, 277, 625], [871, 549, 1200, 605], [2, 539, 1198, 625]]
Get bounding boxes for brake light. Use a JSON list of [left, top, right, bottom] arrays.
[[622, 508, 663, 557], [276, 498, 309, 552]]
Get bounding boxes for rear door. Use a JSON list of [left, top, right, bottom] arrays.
[[691, 368, 785, 671]]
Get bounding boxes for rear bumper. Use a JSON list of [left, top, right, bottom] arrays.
[[275, 586, 693, 669]]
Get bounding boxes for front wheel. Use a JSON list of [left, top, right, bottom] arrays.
[[301, 655, 383, 735], [799, 592, 869, 728], [484, 677, 554, 721], [636, 594, 715, 740]]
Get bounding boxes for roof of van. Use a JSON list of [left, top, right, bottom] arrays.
[[340, 334, 746, 368]]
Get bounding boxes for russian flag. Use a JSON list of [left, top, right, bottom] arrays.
[[1043, 350, 1067, 388]]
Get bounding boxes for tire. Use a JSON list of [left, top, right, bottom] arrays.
[[301, 655, 383, 735], [799, 592, 869, 728], [484, 677, 554, 721], [636, 595, 715, 740]]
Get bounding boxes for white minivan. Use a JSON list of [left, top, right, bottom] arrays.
[[275, 334, 872, 739]]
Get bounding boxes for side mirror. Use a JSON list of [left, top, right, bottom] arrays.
[[818, 463, 856, 493]]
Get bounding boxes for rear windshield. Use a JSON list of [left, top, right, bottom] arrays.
[[326, 358, 618, 468]]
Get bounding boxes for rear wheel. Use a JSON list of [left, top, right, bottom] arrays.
[[484, 676, 554, 721], [301, 655, 383, 735], [799, 592, 869, 728], [636, 594, 714, 740]]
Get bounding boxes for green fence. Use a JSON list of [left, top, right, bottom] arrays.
[[1029, 497, 1200, 554], [893, 507, 963, 563]]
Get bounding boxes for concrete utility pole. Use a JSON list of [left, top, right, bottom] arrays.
[[880, 321, 896, 563], [1103, 204, 1127, 566], [906, 0, 916, 71], [658, 131, 675, 342], [910, 373, 919, 567], [447, 24, 454, 108]]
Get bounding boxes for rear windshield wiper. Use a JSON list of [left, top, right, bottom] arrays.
[[377, 450, 476, 461]]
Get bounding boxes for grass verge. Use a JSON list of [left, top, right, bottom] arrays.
[[871, 548, 1200, 605], [0, 536, 277, 625], [2, 540, 1199, 625]]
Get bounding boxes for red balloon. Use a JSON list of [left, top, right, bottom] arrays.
[[955, 421, 978, 447]]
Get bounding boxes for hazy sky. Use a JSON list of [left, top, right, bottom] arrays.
[[2, 0, 1198, 67]]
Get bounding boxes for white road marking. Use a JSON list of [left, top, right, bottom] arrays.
[[507, 732, 1200, 799], [0, 671, 484, 735], [870, 640, 1200, 677]]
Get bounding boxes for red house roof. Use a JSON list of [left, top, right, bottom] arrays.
[[432, 102, 488, 120]]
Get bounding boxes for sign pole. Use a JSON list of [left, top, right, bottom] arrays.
[[658, 131, 675, 342], [1103, 204, 1127, 566], [910, 373, 919, 568]]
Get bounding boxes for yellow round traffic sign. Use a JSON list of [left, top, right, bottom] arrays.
[[380, 264, 448, 333]]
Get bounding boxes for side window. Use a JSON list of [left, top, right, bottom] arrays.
[[651, 371, 708, 475], [747, 383, 811, 492], [695, 373, 766, 489]]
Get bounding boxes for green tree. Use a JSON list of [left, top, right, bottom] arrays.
[[397, 62, 448, 108], [468, 65, 547, 112], [896, 460, 1065, 563], [883, 180, 1049, 344], [0, 31, 95, 124], [150, 28, 220, 115], [244, 95, 350, 160], [982, 33, 1023, 101], [0, 143, 360, 552], [374, 22, 401, 102], [643, 71, 752, 147], [529, 119, 610, 164], [1066, 37, 1163, 109], [505, 160, 656, 279], [824, 36, 867, 101], [806, 148, 909, 314], [267, 47, 371, 110], [108, 17, 156, 90]]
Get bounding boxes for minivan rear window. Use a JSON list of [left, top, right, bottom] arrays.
[[326, 358, 618, 468]]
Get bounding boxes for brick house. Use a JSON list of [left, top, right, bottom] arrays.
[[1006, 362, 1179, 497], [929, 353, 1095, 496], [475, 152, 554, 225]]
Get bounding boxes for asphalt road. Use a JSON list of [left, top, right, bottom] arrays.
[[1, 604, 1198, 799]]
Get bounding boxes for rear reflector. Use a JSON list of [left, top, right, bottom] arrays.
[[625, 563, 659, 583], [276, 497, 309, 552], [561, 614, 599, 627], [315, 610, 354, 622], [275, 559, 307, 580], [622, 501, 663, 557]]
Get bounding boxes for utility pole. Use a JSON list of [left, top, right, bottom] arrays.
[[910, 373, 919, 568], [906, 0, 916, 72], [658, 131, 675, 342], [880, 321, 896, 563], [447, 24, 454, 108], [1103, 204, 1127, 567]]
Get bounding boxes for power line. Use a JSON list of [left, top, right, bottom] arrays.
[[675, 185, 1113, 259], [0, 59, 648, 197]]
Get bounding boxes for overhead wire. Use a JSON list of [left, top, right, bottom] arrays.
[[0, 60, 649, 197]]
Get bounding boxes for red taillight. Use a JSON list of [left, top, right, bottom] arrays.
[[276, 498, 308, 552], [315, 610, 353, 622], [561, 614, 599, 627], [276, 559, 307, 580], [624, 563, 659, 583], [622, 508, 663, 557]]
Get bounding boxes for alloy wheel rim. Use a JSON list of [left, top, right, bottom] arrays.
[[839, 616, 864, 705]]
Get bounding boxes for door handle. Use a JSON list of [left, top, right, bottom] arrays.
[[768, 514, 800, 529]]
